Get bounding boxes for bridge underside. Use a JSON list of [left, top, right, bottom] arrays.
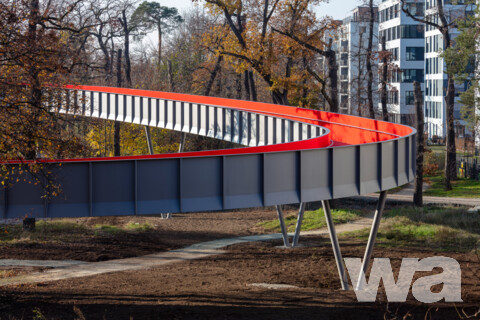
[[1, 85, 416, 291]]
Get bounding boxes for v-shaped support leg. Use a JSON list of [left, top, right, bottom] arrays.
[[322, 200, 349, 290], [356, 190, 388, 290], [275, 205, 290, 247], [144, 126, 154, 155], [292, 203, 306, 247], [276, 203, 306, 248]]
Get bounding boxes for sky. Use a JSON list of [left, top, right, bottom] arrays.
[[156, 0, 362, 20], [138, 0, 363, 50]]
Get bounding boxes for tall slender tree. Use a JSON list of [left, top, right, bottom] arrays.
[[132, 1, 184, 64], [413, 81, 424, 207], [401, 0, 474, 190], [365, 0, 376, 119]]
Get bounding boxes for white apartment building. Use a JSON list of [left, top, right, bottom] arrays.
[[424, 0, 476, 139], [337, 7, 379, 115], [378, 0, 425, 125]]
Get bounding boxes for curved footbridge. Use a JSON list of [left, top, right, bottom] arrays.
[[1, 85, 415, 290]]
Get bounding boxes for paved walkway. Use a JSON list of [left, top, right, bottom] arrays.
[[0, 216, 375, 287], [354, 182, 480, 207]]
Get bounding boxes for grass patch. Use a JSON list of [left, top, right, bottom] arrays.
[[94, 224, 124, 235], [429, 145, 445, 154], [343, 206, 480, 252], [0, 220, 90, 243], [424, 174, 480, 198], [386, 183, 410, 193], [0, 219, 157, 244], [126, 222, 154, 231], [257, 208, 364, 233]]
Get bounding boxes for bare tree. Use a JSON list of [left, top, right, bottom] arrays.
[[401, 0, 466, 190], [276, 30, 339, 112], [380, 36, 389, 121], [413, 81, 424, 206], [114, 48, 122, 156], [366, 0, 376, 119]]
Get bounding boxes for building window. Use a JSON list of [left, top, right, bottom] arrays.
[[387, 91, 399, 104], [425, 101, 442, 119], [406, 91, 414, 105], [405, 90, 423, 105], [406, 47, 424, 61], [402, 69, 424, 83], [405, 3, 424, 17], [388, 47, 399, 61], [400, 25, 424, 38]]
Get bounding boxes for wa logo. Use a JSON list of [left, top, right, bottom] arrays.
[[345, 256, 462, 303]]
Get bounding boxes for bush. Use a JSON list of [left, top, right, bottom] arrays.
[[423, 148, 439, 176]]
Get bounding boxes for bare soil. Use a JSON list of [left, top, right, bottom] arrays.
[[1, 238, 479, 320], [0, 204, 479, 319], [0, 208, 284, 262]]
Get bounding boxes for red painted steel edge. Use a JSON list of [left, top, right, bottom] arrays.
[[6, 85, 413, 164]]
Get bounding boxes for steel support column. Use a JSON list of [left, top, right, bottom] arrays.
[[292, 202, 305, 247], [144, 126, 154, 155], [178, 132, 186, 153], [322, 200, 349, 290], [356, 190, 388, 290], [276, 205, 290, 247]]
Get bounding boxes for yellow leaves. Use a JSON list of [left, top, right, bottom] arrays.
[[85, 121, 178, 157]]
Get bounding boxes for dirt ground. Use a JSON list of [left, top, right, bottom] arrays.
[[0, 208, 285, 262], [1, 238, 479, 320], [0, 204, 479, 320]]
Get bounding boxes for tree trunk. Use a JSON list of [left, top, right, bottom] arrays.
[[167, 60, 175, 92], [357, 32, 363, 116], [244, 70, 251, 100], [23, 218, 36, 231], [443, 29, 456, 190], [26, 0, 41, 160], [157, 23, 162, 65], [445, 74, 456, 190], [114, 49, 122, 157], [121, 10, 132, 88], [236, 72, 242, 99], [94, 31, 111, 84], [204, 55, 223, 96], [381, 36, 389, 121], [400, 0, 457, 189], [271, 90, 288, 105], [326, 50, 339, 113], [248, 70, 257, 102], [366, 0, 375, 119], [413, 81, 424, 207]]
